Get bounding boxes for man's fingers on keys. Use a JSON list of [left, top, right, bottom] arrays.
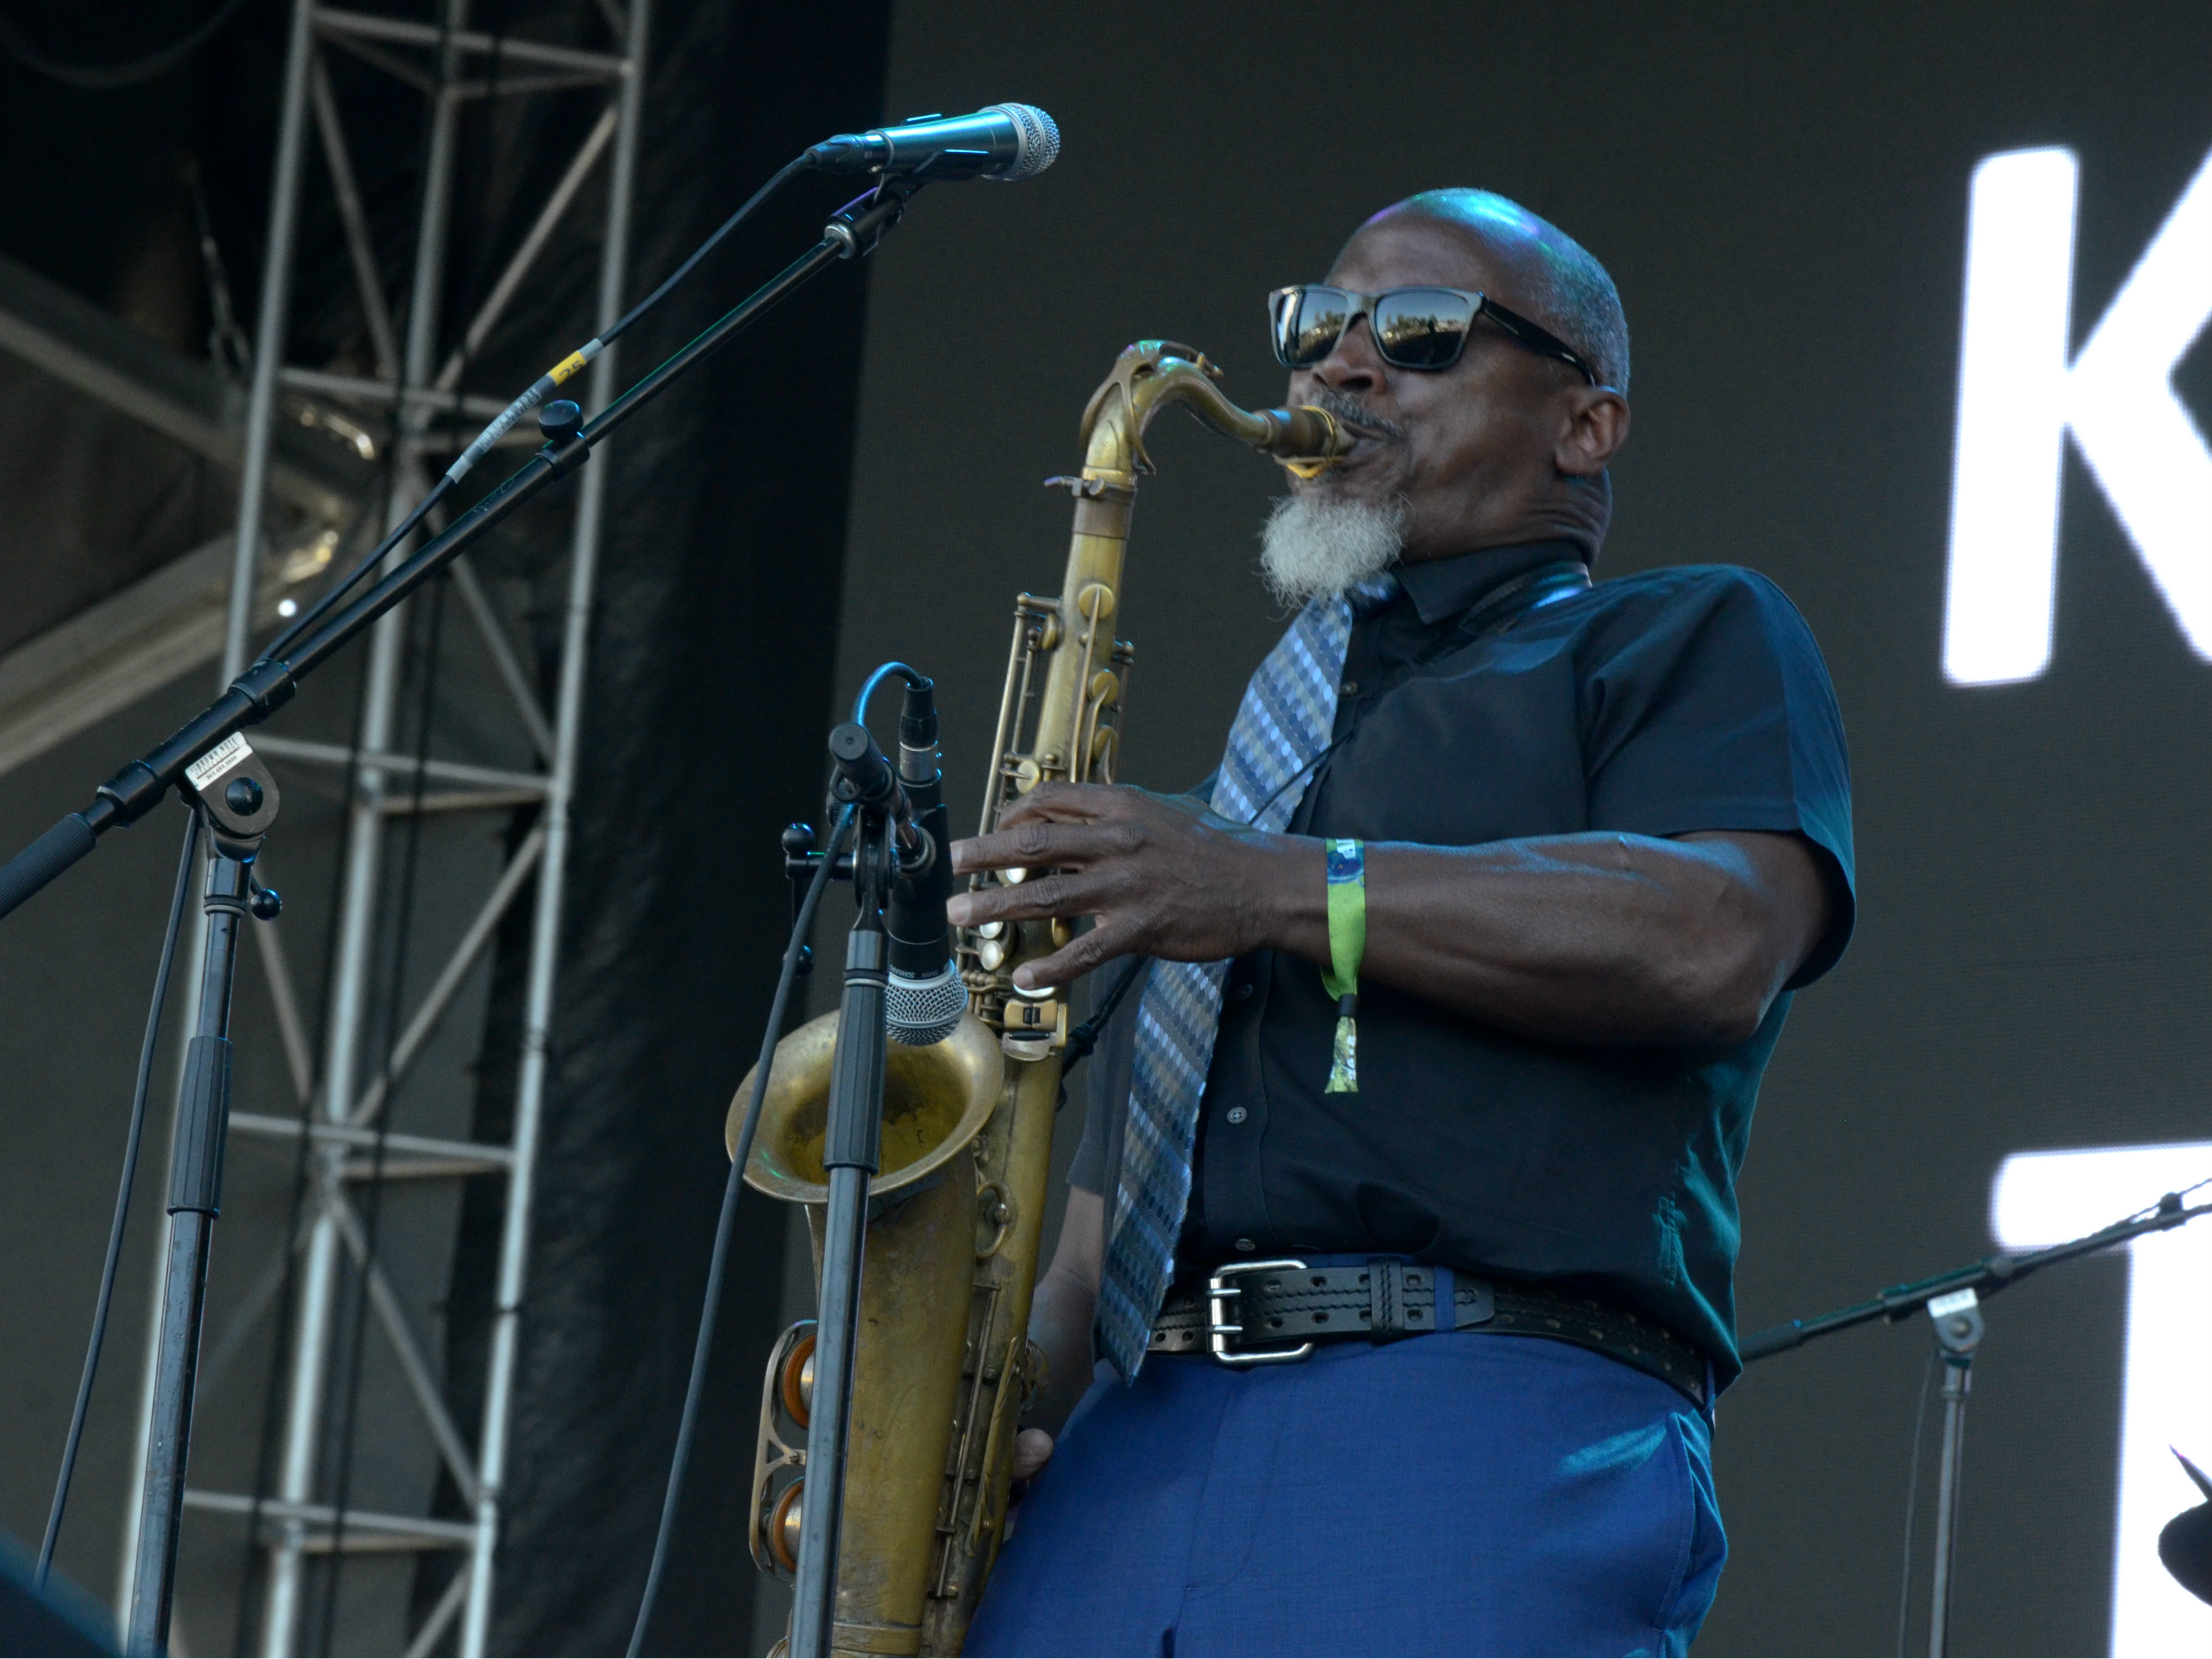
[[1012, 918, 1141, 991], [950, 818, 1135, 881], [948, 868, 1115, 930], [993, 781, 1117, 826]]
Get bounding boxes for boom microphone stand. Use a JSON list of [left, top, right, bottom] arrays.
[[790, 721, 932, 1659], [128, 744, 283, 1657], [1741, 1188, 2212, 1656], [0, 174, 932, 1655]]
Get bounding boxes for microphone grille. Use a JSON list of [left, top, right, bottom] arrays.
[[985, 103, 1060, 182], [886, 963, 967, 1047]]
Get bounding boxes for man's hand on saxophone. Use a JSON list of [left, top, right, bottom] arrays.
[[949, 783, 1306, 990]]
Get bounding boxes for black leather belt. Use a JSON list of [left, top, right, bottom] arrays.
[[1149, 1258, 1708, 1407]]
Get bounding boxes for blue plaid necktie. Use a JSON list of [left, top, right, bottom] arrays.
[[1097, 573, 1400, 1379]]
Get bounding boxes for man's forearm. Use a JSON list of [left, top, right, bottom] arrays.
[[1026, 1263, 1098, 1436], [1251, 829, 1827, 1048], [1024, 1188, 1104, 1436]]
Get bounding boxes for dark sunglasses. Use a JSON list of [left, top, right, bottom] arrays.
[[1269, 284, 1597, 383]]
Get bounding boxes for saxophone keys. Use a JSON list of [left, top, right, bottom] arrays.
[[975, 1181, 1015, 1258], [780, 1332, 817, 1427], [768, 1479, 805, 1574]]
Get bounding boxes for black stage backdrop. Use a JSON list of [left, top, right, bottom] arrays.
[[827, 4, 2212, 1655]]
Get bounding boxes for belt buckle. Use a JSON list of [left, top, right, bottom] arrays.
[[1207, 1259, 1314, 1367]]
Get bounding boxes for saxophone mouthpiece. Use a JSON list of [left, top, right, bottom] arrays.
[[1273, 404, 1353, 480]]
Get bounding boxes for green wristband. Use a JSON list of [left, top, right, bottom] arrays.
[[1321, 839, 1366, 999], [1321, 840, 1365, 1092]]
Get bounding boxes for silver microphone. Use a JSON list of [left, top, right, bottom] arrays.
[[807, 103, 1060, 183], [886, 961, 966, 1047]]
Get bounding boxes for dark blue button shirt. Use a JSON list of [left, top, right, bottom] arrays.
[[1070, 542, 1855, 1387]]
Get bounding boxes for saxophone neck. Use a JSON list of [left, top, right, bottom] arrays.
[[1078, 340, 1351, 479]]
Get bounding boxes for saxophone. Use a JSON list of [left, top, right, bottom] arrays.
[[731, 342, 1346, 1656]]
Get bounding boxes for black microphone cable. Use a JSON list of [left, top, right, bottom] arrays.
[[259, 152, 816, 669], [628, 802, 857, 1658], [36, 803, 201, 1588]]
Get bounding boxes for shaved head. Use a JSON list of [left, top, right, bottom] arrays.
[[1363, 189, 1631, 394], [1275, 188, 1634, 569]]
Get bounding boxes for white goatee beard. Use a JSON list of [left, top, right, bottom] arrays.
[[1257, 492, 1407, 606]]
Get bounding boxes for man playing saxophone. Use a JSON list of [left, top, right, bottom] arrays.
[[945, 188, 1851, 1656]]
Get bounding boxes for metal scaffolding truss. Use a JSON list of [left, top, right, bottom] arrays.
[[112, 3, 652, 1653]]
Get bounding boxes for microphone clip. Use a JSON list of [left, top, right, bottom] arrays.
[[824, 175, 928, 261]]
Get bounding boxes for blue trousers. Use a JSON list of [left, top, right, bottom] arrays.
[[966, 1332, 1724, 1658]]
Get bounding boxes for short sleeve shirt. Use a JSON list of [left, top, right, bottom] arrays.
[[1068, 542, 1855, 1387]]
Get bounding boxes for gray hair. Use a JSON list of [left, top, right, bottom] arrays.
[[1383, 188, 1631, 395]]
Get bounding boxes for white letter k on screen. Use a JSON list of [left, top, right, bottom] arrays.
[[1943, 145, 2212, 686]]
